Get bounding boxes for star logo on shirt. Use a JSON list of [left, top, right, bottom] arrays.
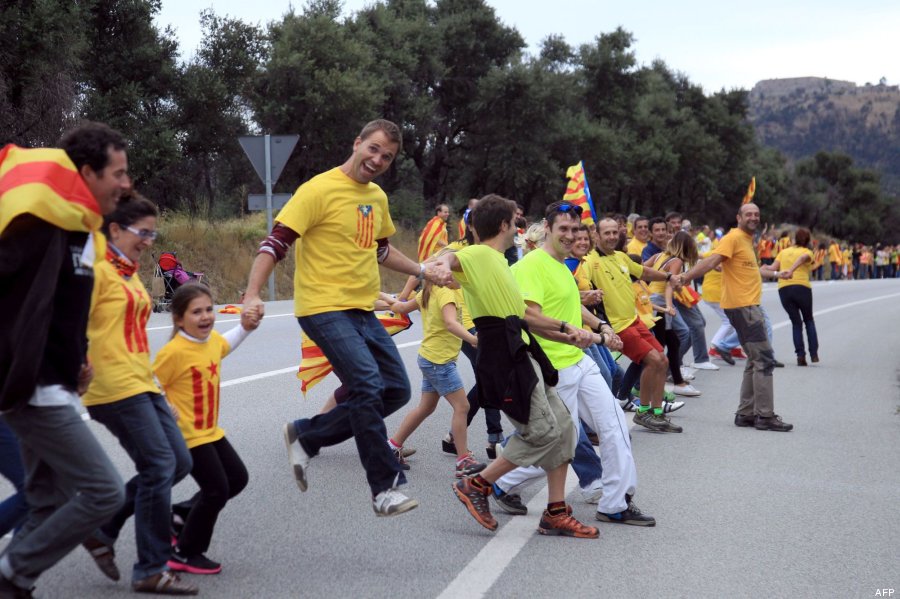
[[207, 362, 218, 377], [358, 204, 372, 217]]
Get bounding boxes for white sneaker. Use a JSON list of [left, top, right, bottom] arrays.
[[680, 367, 696, 381], [372, 488, 419, 517], [283, 423, 311, 492], [690, 361, 719, 371], [580, 482, 604, 504], [663, 400, 686, 412], [673, 383, 702, 397]]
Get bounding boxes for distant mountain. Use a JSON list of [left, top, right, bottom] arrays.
[[748, 77, 900, 193]]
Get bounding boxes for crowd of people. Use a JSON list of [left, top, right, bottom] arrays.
[[757, 229, 900, 281], [0, 117, 854, 597]]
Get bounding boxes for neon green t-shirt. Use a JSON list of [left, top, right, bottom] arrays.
[[453, 245, 525, 321], [512, 249, 583, 370], [417, 286, 462, 365]]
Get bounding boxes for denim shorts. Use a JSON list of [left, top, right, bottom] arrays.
[[417, 355, 464, 396]]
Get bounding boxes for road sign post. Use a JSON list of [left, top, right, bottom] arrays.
[[239, 134, 299, 301]]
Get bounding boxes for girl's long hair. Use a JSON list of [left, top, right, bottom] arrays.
[[665, 231, 699, 266]]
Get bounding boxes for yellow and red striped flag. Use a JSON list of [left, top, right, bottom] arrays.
[[417, 215, 448, 262], [563, 161, 597, 225], [741, 176, 756, 205], [0, 144, 102, 236], [297, 311, 413, 395]]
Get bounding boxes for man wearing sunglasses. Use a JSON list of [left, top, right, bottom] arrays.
[[586, 218, 684, 433], [492, 201, 655, 526]]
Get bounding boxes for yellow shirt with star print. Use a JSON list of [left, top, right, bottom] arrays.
[[152, 331, 231, 449]]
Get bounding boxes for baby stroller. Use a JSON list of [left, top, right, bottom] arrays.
[[151, 252, 205, 312]]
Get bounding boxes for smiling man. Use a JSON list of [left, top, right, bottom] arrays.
[[243, 120, 451, 517]]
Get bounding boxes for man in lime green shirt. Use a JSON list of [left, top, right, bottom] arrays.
[[494, 201, 654, 526], [432, 195, 599, 538]]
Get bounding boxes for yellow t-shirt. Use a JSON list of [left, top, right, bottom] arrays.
[[573, 259, 591, 291], [625, 237, 647, 257], [512, 249, 583, 370], [713, 228, 761, 309], [276, 167, 396, 317], [83, 259, 159, 406], [584, 250, 643, 333], [453, 245, 525, 321], [842, 248, 853, 270], [701, 268, 723, 303], [417, 286, 462, 365], [647, 253, 675, 295], [776, 246, 814, 289], [445, 240, 475, 330], [153, 331, 231, 449], [632, 280, 660, 329]]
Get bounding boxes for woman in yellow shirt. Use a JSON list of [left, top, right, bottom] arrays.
[[771, 228, 818, 366], [79, 193, 197, 594], [387, 280, 485, 478]]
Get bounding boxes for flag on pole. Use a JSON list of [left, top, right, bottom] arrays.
[[417, 215, 448, 262], [297, 311, 413, 395], [741, 176, 756, 205], [563, 161, 597, 225]]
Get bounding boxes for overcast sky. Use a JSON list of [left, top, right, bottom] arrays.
[[156, 0, 898, 92]]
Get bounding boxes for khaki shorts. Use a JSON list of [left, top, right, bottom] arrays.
[[502, 357, 576, 471]]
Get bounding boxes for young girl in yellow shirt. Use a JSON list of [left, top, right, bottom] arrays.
[[152, 284, 259, 575], [387, 280, 485, 478]]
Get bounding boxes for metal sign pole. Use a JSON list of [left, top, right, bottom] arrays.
[[264, 134, 275, 301]]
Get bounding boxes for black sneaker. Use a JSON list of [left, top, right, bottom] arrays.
[[491, 485, 527, 515], [734, 413, 756, 427], [0, 575, 34, 599], [773, 360, 785, 368], [712, 345, 735, 365], [595, 499, 656, 526], [441, 435, 456, 455], [754, 414, 793, 432], [485, 443, 497, 460], [167, 549, 222, 575]]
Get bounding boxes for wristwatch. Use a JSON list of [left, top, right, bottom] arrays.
[[559, 321, 568, 333]]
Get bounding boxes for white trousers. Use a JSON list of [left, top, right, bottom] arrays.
[[495, 355, 637, 513]]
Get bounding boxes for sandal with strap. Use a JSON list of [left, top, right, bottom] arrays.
[[82, 536, 120, 581], [132, 571, 199, 595]]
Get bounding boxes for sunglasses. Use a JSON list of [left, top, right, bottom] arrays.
[[124, 225, 158, 241], [555, 203, 583, 217]]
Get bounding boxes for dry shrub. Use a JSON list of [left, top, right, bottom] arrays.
[[138, 212, 423, 302]]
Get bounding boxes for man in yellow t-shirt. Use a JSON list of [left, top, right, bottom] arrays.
[[625, 216, 649, 257], [828, 240, 843, 280], [493, 201, 653, 526], [678, 203, 793, 432], [243, 119, 451, 517], [586, 218, 682, 433]]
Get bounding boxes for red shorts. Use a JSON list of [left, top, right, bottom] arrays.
[[617, 319, 663, 364]]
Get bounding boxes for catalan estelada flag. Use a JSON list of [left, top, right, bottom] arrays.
[[417, 215, 448, 262], [0, 144, 103, 236], [297, 310, 413, 395], [563, 161, 597, 225], [742, 176, 756, 205]]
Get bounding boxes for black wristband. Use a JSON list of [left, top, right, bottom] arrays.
[[665, 272, 672, 281], [559, 321, 567, 333]]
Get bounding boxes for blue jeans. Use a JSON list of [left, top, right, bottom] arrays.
[[676, 301, 709, 364], [294, 310, 411, 496], [88, 392, 192, 581], [572, 423, 603, 488], [0, 419, 27, 537]]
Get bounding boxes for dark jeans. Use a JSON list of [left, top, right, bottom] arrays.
[[459, 330, 502, 440], [294, 310, 411, 496], [653, 317, 684, 385], [88, 393, 192, 580], [0, 419, 27, 537], [778, 286, 819, 359], [0, 403, 123, 589], [175, 437, 247, 556]]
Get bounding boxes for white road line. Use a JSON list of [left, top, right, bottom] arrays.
[[437, 477, 579, 599], [437, 288, 900, 598]]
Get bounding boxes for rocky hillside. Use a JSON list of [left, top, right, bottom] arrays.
[[748, 77, 900, 193]]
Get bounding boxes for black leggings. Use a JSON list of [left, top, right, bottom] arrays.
[[652, 317, 684, 385], [174, 437, 248, 556]]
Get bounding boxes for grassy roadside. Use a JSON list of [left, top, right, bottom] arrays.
[[139, 213, 419, 303]]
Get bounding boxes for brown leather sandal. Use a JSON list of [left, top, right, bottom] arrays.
[[82, 536, 120, 581]]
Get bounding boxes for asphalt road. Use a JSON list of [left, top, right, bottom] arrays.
[[2, 278, 899, 598]]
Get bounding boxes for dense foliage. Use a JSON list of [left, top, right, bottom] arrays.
[[1, 0, 896, 241]]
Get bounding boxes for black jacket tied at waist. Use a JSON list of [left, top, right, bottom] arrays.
[[472, 316, 558, 424]]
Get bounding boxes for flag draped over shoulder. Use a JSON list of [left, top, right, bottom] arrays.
[[297, 311, 413, 395], [0, 144, 102, 236], [417, 215, 448, 262], [563, 161, 597, 225], [741, 176, 756, 205]]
